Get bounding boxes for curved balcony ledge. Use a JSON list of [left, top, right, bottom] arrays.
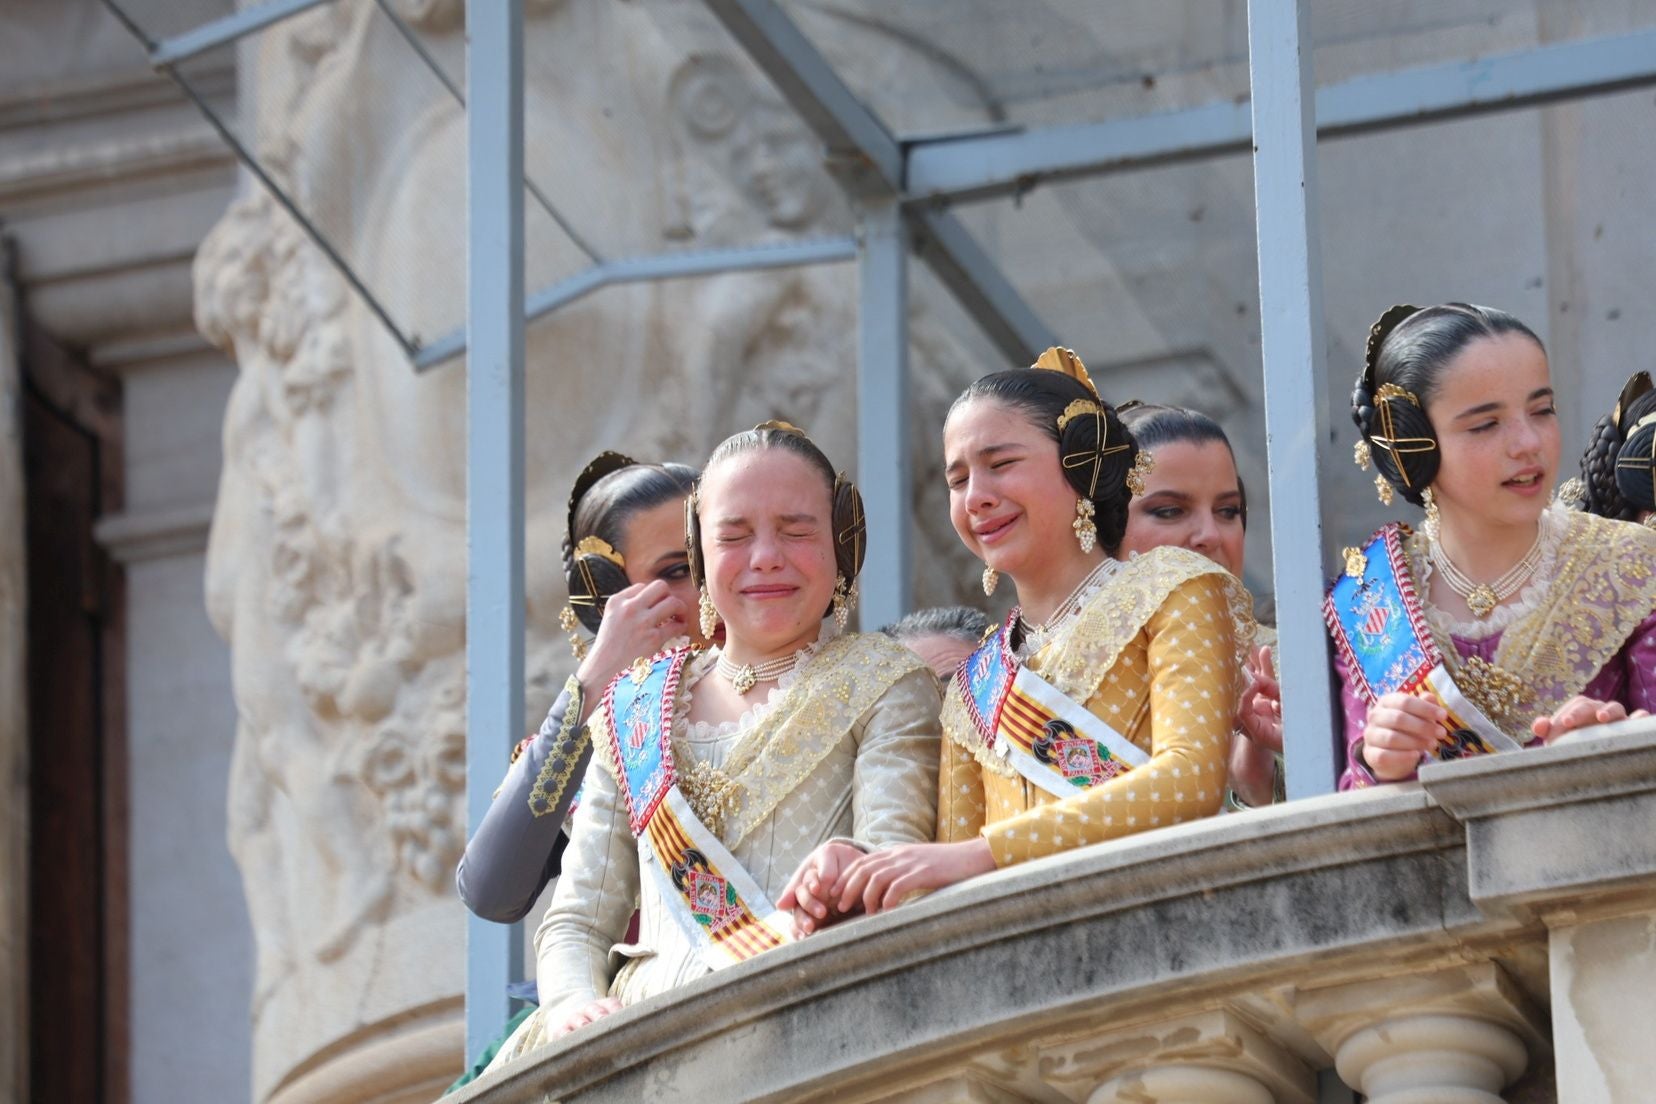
[[456, 726, 1656, 1103]]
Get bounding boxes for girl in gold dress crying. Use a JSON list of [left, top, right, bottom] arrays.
[[791, 348, 1254, 925]]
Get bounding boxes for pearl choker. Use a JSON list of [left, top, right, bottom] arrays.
[[1427, 529, 1544, 619], [715, 648, 806, 695]]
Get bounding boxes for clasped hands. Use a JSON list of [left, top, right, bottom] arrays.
[[1361, 689, 1647, 781], [776, 837, 996, 938]]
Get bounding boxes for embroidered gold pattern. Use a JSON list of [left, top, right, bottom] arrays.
[[528, 675, 588, 818], [1404, 511, 1656, 729], [942, 547, 1256, 778]]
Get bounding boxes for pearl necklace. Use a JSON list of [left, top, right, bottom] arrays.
[[1427, 528, 1545, 619], [715, 647, 806, 695], [1019, 557, 1118, 651]]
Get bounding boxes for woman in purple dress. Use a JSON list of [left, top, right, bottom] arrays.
[[1332, 303, 1656, 788]]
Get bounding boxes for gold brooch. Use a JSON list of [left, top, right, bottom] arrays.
[[1342, 546, 1368, 581], [1456, 655, 1524, 724], [680, 758, 742, 837]]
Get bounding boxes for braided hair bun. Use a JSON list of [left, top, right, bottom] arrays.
[[1613, 386, 1656, 517], [1577, 371, 1655, 520]]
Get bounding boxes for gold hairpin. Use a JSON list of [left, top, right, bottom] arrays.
[[1055, 398, 1104, 430], [1374, 383, 1421, 407], [754, 419, 807, 435], [573, 535, 625, 567], [1033, 346, 1100, 399]]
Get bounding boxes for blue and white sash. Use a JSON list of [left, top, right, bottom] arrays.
[[599, 649, 793, 967], [1324, 525, 1523, 762], [956, 614, 1149, 799]]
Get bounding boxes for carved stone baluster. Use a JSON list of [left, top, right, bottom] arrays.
[[1297, 962, 1545, 1104], [1039, 1008, 1315, 1104], [1087, 1063, 1276, 1104]]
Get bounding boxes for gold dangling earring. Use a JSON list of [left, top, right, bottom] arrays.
[[831, 573, 854, 631], [1422, 486, 1441, 538], [1374, 472, 1395, 506], [1353, 439, 1372, 471], [559, 606, 588, 661], [981, 566, 999, 596], [698, 588, 719, 640], [1072, 497, 1097, 554]]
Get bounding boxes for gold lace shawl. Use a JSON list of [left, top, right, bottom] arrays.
[[942, 546, 1257, 777], [1406, 510, 1656, 723], [595, 632, 929, 847]]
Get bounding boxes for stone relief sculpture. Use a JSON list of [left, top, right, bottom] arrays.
[[197, 2, 995, 1098]]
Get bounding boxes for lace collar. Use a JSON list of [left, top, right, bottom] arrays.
[[1414, 504, 1569, 641], [677, 621, 841, 743], [1013, 556, 1124, 661]]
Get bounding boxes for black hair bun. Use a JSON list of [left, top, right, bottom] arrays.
[[831, 475, 867, 582], [1056, 399, 1138, 504], [1616, 416, 1656, 515], [1366, 393, 1440, 507], [567, 552, 629, 634]]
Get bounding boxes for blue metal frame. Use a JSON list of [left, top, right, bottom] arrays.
[[463, 0, 527, 1063], [1246, 0, 1338, 802], [855, 200, 912, 632], [414, 237, 858, 371], [908, 27, 1656, 205], [703, 0, 1056, 365], [149, 0, 336, 66]]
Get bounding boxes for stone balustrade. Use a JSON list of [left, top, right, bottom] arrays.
[[453, 725, 1656, 1104]]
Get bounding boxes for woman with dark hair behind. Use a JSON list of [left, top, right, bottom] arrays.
[[1116, 403, 1283, 808], [1329, 303, 1656, 789], [1565, 370, 1656, 527], [456, 453, 703, 925], [804, 348, 1254, 920]]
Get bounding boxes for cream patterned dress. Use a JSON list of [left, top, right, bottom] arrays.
[[487, 630, 940, 1066], [938, 545, 1254, 867]]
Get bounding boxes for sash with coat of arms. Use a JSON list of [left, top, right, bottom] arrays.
[[1324, 524, 1523, 763], [595, 647, 793, 968], [955, 612, 1151, 799]]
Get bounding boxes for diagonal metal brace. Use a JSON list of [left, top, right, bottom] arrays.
[[702, 0, 1053, 363]]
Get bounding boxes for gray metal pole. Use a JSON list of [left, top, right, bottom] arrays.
[[856, 199, 912, 630], [1246, 0, 1339, 798], [464, 0, 526, 1062]]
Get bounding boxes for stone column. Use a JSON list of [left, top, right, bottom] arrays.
[[1549, 911, 1656, 1104], [1040, 1008, 1314, 1104], [1298, 962, 1544, 1103]]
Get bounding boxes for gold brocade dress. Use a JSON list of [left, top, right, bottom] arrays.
[[938, 546, 1255, 867], [485, 630, 940, 1068]]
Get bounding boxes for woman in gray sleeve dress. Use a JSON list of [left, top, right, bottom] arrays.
[[455, 452, 705, 923]]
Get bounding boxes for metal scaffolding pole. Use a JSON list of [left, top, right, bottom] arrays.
[[464, 0, 526, 1061], [856, 200, 912, 629], [1247, 0, 1339, 799]]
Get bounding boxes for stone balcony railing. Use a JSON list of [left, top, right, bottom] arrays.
[[454, 724, 1656, 1104]]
